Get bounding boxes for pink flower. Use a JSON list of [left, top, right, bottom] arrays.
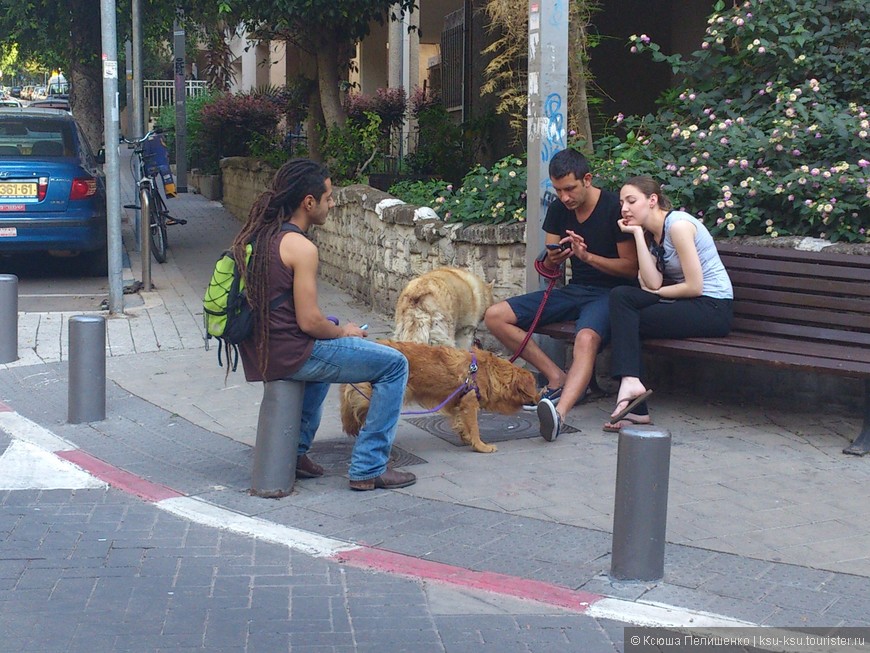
[[859, 159, 870, 168]]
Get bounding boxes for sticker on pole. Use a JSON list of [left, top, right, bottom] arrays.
[[103, 60, 118, 79]]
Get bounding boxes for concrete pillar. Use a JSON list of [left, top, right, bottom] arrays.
[[610, 425, 672, 582], [0, 275, 18, 364], [68, 315, 107, 423], [250, 380, 305, 498]]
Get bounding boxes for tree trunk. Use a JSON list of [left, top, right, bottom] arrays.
[[315, 38, 346, 128], [69, 61, 104, 153], [568, 5, 594, 154], [305, 84, 325, 162], [67, 0, 104, 153]]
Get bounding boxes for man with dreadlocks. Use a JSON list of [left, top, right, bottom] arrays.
[[235, 159, 416, 491]]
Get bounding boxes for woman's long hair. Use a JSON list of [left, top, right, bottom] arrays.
[[624, 176, 674, 273], [231, 158, 329, 374]]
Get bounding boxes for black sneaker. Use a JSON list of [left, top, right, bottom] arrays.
[[537, 397, 561, 442], [522, 385, 562, 411]]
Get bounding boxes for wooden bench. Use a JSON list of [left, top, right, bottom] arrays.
[[535, 242, 870, 455]]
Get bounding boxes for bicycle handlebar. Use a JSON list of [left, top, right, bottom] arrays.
[[119, 127, 172, 146]]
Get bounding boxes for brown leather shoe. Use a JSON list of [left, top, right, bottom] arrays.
[[295, 454, 324, 479], [349, 468, 417, 491]]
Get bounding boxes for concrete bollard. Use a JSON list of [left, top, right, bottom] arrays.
[[68, 315, 107, 423], [610, 425, 672, 582], [0, 274, 18, 364], [251, 379, 305, 498]]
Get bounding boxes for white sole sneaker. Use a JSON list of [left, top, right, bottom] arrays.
[[536, 398, 561, 442]]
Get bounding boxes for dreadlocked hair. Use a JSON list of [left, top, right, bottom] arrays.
[[230, 158, 330, 376]]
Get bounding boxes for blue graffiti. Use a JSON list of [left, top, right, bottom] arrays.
[[540, 187, 557, 210], [549, 0, 565, 27], [540, 92, 566, 164]]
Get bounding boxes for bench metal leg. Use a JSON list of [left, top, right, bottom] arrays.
[[843, 379, 870, 456], [251, 380, 305, 497]]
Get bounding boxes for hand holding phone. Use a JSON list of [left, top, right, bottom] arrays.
[[546, 242, 571, 251]]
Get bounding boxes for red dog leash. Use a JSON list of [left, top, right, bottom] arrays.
[[508, 258, 563, 363]]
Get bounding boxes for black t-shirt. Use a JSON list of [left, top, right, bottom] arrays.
[[541, 190, 633, 288]]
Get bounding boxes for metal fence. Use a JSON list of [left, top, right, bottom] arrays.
[[143, 80, 210, 115], [441, 7, 465, 116]]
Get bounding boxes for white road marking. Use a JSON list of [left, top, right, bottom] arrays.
[[0, 439, 106, 490]]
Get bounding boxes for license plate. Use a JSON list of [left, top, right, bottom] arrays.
[[0, 227, 16, 237], [0, 182, 36, 198]]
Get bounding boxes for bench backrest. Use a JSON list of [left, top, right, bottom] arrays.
[[717, 242, 870, 348]]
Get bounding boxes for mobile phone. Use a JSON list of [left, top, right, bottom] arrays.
[[546, 243, 570, 251]]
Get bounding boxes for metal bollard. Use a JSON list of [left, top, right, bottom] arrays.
[[610, 425, 672, 582], [0, 274, 18, 364], [68, 315, 107, 423], [251, 379, 305, 498]]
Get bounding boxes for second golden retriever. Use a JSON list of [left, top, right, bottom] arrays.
[[340, 340, 540, 453]]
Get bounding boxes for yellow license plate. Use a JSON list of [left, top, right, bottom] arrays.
[[0, 182, 36, 198]]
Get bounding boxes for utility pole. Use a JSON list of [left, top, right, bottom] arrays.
[[100, 0, 123, 312], [173, 15, 187, 193], [525, 0, 568, 291], [131, 0, 145, 137]]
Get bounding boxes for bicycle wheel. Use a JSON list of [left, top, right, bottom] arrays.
[[146, 187, 168, 263]]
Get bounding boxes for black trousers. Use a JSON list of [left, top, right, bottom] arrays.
[[609, 285, 733, 380]]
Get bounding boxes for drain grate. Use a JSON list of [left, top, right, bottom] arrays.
[[405, 411, 578, 447], [307, 439, 426, 474]]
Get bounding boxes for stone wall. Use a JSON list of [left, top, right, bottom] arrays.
[[219, 158, 528, 316], [319, 185, 527, 316], [220, 157, 275, 222]]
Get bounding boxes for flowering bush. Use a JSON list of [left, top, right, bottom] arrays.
[[389, 155, 526, 224], [433, 155, 528, 225], [199, 92, 282, 162], [585, 0, 869, 243]]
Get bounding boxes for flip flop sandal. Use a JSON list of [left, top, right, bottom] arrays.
[[610, 389, 654, 423], [602, 416, 654, 433]]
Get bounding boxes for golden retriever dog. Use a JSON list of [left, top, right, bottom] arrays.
[[393, 267, 494, 349], [340, 340, 540, 453]]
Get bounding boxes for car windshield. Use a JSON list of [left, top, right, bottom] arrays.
[[0, 116, 74, 156]]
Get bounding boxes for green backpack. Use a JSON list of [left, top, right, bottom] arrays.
[[203, 224, 300, 370]]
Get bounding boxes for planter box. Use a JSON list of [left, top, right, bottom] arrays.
[[190, 169, 223, 201]]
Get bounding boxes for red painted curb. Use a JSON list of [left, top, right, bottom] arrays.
[[335, 547, 604, 612], [57, 449, 184, 502]]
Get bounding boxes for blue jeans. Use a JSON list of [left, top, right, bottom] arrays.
[[285, 338, 408, 481]]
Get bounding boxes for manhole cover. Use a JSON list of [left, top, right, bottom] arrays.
[[307, 440, 425, 475], [405, 411, 578, 447]]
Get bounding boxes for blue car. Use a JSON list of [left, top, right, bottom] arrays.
[[0, 108, 107, 275]]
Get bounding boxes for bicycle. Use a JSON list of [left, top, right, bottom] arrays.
[[121, 128, 186, 263]]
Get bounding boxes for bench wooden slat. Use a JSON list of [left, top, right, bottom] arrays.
[[717, 242, 870, 272], [734, 301, 870, 332], [733, 286, 870, 312], [643, 338, 870, 377], [668, 332, 870, 365], [720, 255, 870, 282], [728, 270, 870, 299], [731, 315, 870, 346]]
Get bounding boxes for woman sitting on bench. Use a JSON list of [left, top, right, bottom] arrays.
[[606, 176, 734, 431]]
